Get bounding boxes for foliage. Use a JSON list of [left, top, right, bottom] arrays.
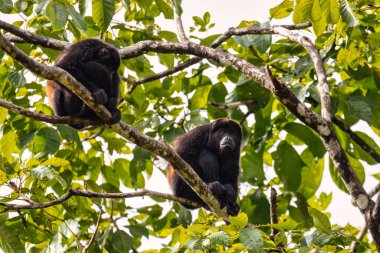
[[0, 0, 379, 252]]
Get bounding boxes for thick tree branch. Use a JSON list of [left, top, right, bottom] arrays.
[[122, 23, 311, 92], [0, 20, 70, 50], [1, 188, 201, 211], [0, 98, 101, 126]]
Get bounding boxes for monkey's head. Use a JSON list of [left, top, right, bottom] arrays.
[[208, 119, 242, 155], [97, 45, 121, 71]]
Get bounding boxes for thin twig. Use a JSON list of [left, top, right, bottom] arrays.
[[208, 100, 257, 109], [332, 117, 380, 163], [82, 199, 103, 253], [369, 182, 380, 197], [1, 188, 201, 211], [350, 224, 368, 252]]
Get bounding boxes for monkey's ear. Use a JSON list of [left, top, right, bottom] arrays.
[[211, 118, 223, 129]]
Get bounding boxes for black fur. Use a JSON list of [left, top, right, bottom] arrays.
[[167, 118, 242, 216], [46, 39, 121, 129]]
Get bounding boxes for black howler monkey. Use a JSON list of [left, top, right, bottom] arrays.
[[46, 39, 121, 129], [167, 118, 242, 216]]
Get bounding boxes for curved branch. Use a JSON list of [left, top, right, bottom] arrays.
[[0, 20, 70, 50], [0, 98, 101, 126], [272, 26, 331, 121], [1, 189, 201, 211]]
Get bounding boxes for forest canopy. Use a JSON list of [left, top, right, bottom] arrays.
[[0, 0, 380, 252]]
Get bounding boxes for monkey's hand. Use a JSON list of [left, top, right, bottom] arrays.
[[107, 109, 121, 125], [208, 181, 226, 196], [226, 202, 240, 216], [92, 89, 107, 105]]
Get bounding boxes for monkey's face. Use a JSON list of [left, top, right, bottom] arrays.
[[209, 120, 242, 155], [97, 47, 121, 71]]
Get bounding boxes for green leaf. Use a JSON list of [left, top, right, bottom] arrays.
[[68, 5, 87, 32], [31, 166, 55, 180], [110, 230, 133, 252], [42, 157, 70, 167], [340, 0, 358, 27], [308, 207, 331, 230], [230, 212, 249, 229], [239, 228, 264, 251], [293, 0, 313, 24], [189, 85, 212, 110], [209, 231, 230, 246], [346, 96, 373, 124], [203, 11, 211, 25], [284, 122, 325, 158], [155, 0, 173, 19], [273, 141, 304, 191], [0, 129, 18, 159], [297, 150, 324, 199], [92, 0, 115, 30], [9, 70, 26, 88], [241, 146, 265, 184], [0, 0, 12, 14], [46, 0, 68, 30], [270, 0, 293, 19], [311, 0, 322, 23], [234, 22, 272, 54], [33, 128, 60, 154], [137, 0, 153, 9], [0, 214, 25, 253]]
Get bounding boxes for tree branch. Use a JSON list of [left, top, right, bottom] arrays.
[[122, 22, 311, 92], [0, 98, 101, 126], [82, 199, 103, 253], [1, 188, 201, 211], [208, 99, 256, 109], [332, 117, 380, 163], [272, 26, 331, 121], [0, 20, 70, 50]]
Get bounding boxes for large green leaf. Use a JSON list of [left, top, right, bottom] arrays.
[[0, 215, 25, 253], [340, 0, 358, 27], [284, 122, 325, 158], [270, 0, 293, 19], [0, 0, 12, 13], [297, 150, 324, 199], [234, 22, 272, 54], [33, 127, 60, 154], [92, 0, 115, 30], [46, 0, 68, 30], [239, 227, 264, 251], [273, 141, 304, 191], [308, 207, 331, 230]]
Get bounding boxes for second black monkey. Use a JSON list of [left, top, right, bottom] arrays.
[[167, 118, 242, 216], [46, 39, 121, 129]]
